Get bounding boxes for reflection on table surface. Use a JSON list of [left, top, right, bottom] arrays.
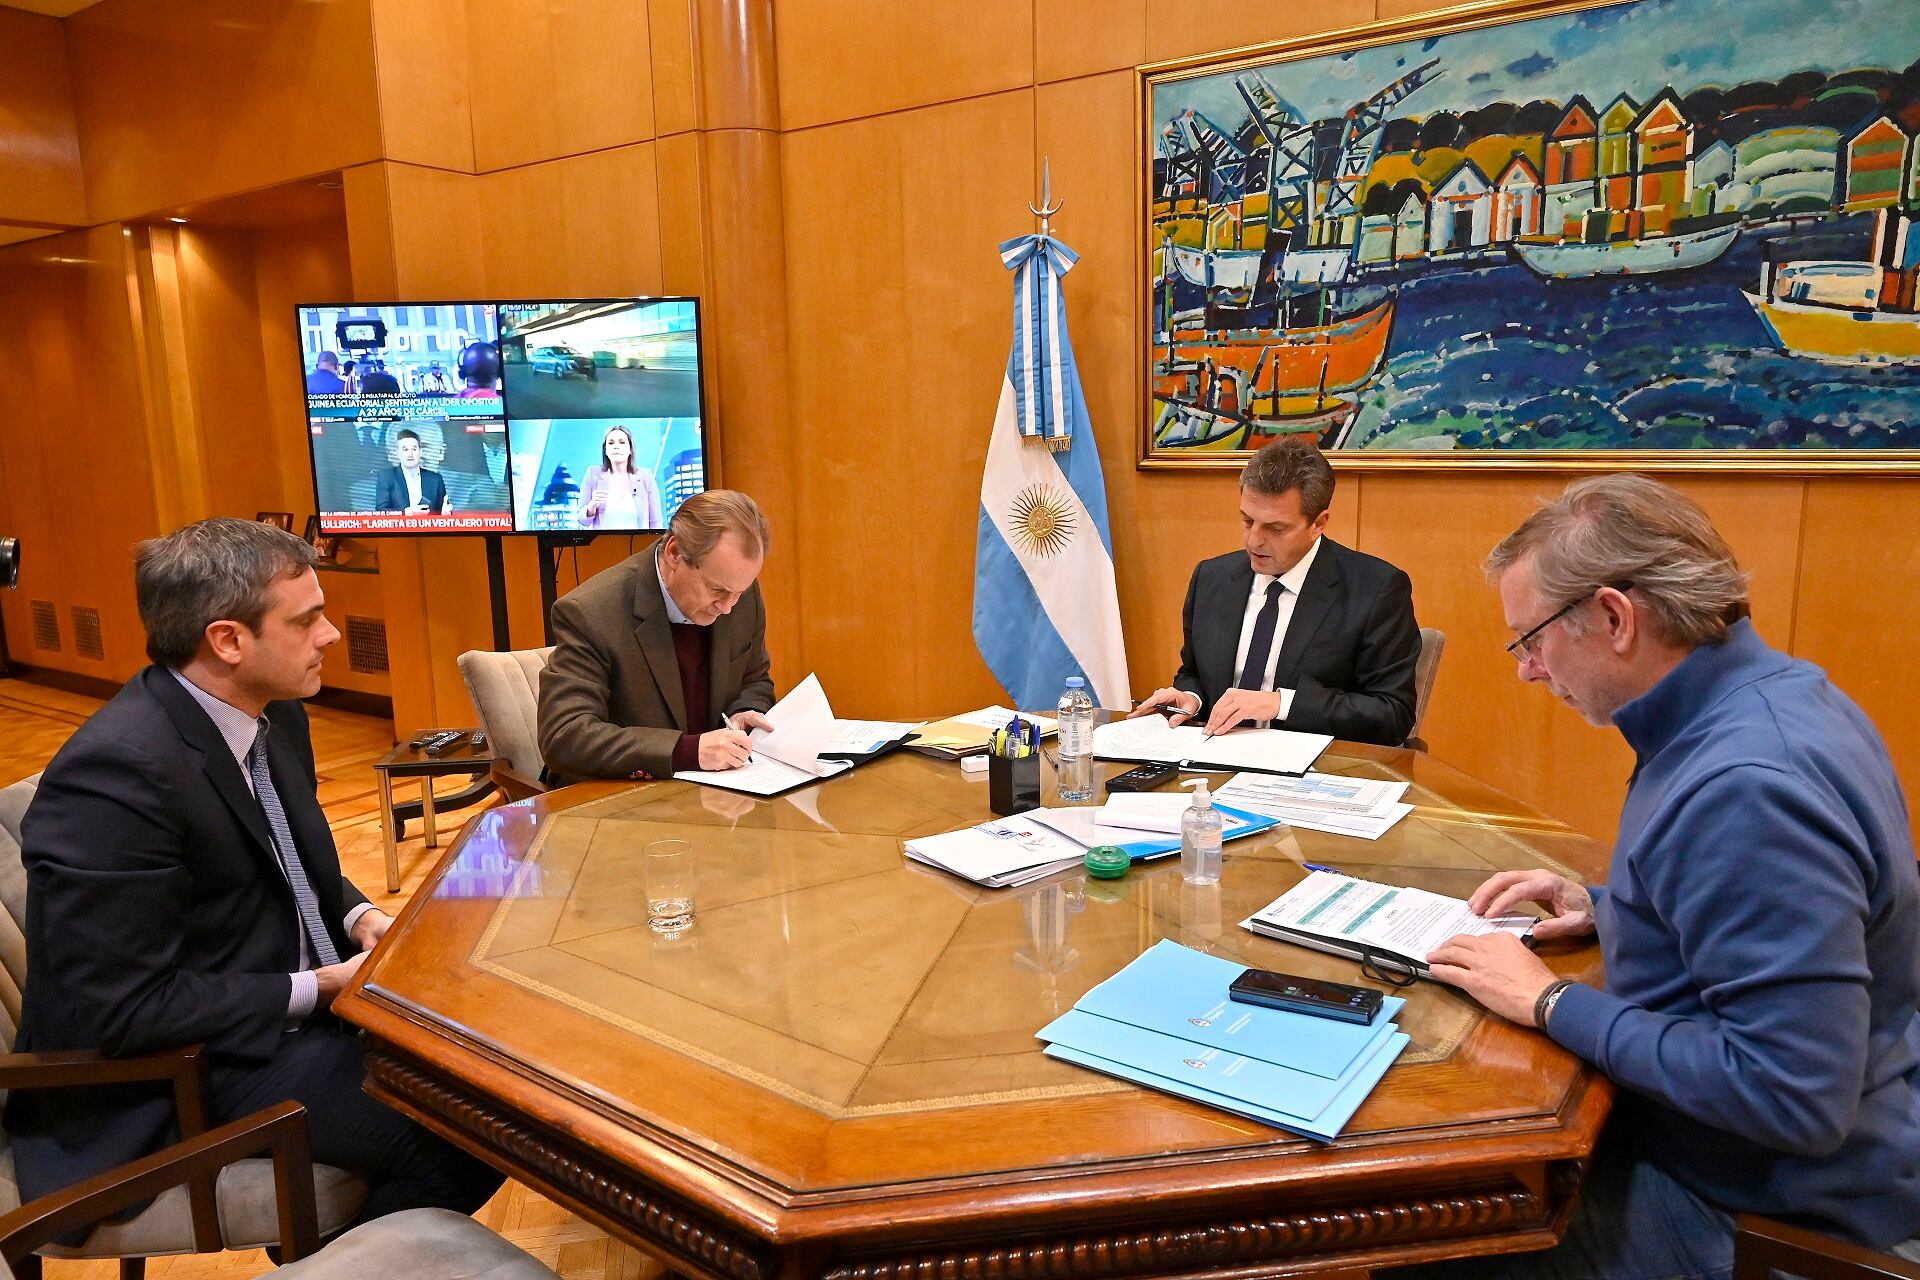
[[355, 744, 1606, 1193]]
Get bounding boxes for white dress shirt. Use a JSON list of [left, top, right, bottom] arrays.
[[402, 467, 424, 509], [169, 670, 374, 1021], [1228, 535, 1323, 725]]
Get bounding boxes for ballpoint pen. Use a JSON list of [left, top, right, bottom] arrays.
[[723, 712, 755, 763]]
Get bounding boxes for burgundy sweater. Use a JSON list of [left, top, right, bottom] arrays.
[[667, 622, 712, 773]]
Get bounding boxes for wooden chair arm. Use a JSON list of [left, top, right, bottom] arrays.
[[0, 1045, 223, 1252], [0, 1100, 318, 1269], [489, 759, 548, 802], [1734, 1213, 1920, 1280]]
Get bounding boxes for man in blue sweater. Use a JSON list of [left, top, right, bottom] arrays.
[[1418, 474, 1920, 1278]]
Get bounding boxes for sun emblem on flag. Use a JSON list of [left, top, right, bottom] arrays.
[[1009, 484, 1075, 558]]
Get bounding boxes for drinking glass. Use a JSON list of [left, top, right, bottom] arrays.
[[644, 839, 695, 935]]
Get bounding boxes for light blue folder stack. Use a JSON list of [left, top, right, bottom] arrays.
[[1037, 939, 1410, 1141]]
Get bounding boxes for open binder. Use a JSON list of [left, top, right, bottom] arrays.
[[1242, 870, 1537, 985], [1091, 717, 1331, 777]]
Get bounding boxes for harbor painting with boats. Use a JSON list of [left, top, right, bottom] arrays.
[[1143, 0, 1920, 464]]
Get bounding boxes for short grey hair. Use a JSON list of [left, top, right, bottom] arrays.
[[137, 519, 319, 667], [667, 490, 769, 565], [1486, 474, 1751, 647], [1240, 438, 1335, 520]]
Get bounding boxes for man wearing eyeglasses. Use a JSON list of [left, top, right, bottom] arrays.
[[1408, 475, 1920, 1277], [538, 489, 776, 782]]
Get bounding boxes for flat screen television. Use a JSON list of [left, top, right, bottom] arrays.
[[297, 297, 708, 537]]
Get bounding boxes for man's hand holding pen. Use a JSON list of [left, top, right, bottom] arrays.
[[1126, 687, 1201, 726]]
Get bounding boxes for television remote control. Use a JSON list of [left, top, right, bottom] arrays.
[[1106, 762, 1180, 793]]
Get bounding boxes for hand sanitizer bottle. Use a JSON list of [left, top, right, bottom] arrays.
[[1180, 777, 1223, 885]]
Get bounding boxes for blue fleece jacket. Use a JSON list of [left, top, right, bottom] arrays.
[[1547, 619, 1920, 1248]]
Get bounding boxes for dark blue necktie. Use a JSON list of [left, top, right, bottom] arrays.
[[249, 722, 340, 968], [1237, 580, 1284, 690]]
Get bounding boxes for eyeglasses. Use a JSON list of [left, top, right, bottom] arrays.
[[1506, 582, 1632, 664]]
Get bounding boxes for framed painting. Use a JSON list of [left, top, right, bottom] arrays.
[[1139, 0, 1920, 470]]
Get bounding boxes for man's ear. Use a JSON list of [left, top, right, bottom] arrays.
[[1596, 587, 1637, 654], [203, 620, 247, 668], [1310, 507, 1332, 537]]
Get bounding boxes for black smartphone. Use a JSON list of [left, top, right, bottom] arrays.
[[1106, 762, 1179, 792], [1227, 968, 1384, 1024]]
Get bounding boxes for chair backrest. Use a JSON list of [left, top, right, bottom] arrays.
[[456, 648, 554, 782], [0, 774, 41, 1053], [1408, 627, 1446, 746]]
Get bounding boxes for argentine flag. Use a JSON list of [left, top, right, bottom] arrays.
[[973, 233, 1130, 711]]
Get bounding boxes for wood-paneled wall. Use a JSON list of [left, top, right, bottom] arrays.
[[759, 0, 1920, 847], [0, 0, 1913, 852], [0, 7, 84, 234]]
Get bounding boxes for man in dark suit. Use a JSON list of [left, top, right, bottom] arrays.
[[1130, 438, 1421, 746], [6, 519, 501, 1224], [539, 489, 776, 782], [371, 428, 449, 514]]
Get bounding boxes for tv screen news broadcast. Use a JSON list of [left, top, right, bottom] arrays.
[[298, 298, 708, 537]]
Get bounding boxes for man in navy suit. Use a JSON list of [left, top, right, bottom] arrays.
[[371, 428, 450, 515], [5, 519, 500, 1225], [1130, 438, 1421, 747]]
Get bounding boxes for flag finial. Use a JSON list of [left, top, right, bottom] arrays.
[[1028, 156, 1063, 238]]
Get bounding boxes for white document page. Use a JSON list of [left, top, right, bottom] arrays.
[[1215, 772, 1409, 818], [956, 705, 1059, 733], [675, 754, 852, 797], [1246, 871, 1533, 964], [1022, 806, 1167, 849], [677, 672, 853, 795], [1092, 717, 1331, 776], [1093, 792, 1193, 834], [903, 817, 1085, 886], [822, 719, 923, 755], [747, 673, 837, 775], [1272, 803, 1414, 841]]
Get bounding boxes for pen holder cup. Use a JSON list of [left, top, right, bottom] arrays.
[[987, 751, 1042, 817]]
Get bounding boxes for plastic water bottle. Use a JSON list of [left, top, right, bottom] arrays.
[[1181, 777, 1223, 885], [1056, 676, 1095, 802]]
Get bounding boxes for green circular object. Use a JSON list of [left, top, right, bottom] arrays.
[[1084, 845, 1130, 879]]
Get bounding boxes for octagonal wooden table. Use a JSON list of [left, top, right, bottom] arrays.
[[334, 743, 1612, 1280]]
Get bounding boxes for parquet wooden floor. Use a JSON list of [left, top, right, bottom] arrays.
[[0, 677, 654, 1280]]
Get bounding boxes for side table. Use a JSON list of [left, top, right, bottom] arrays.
[[372, 732, 496, 893]]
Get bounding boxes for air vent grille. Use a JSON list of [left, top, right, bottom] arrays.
[[346, 616, 388, 674], [30, 600, 59, 652], [71, 606, 104, 660]]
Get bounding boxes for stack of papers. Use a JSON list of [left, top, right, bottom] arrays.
[[1037, 940, 1409, 1140], [1092, 717, 1330, 777], [903, 803, 1283, 888], [676, 675, 915, 796], [1242, 870, 1536, 978], [909, 706, 1058, 758], [1213, 771, 1414, 841]]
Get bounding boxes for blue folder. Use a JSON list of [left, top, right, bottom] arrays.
[[1102, 802, 1285, 862], [1044, 1030, 1408, 1141], [1065, 938, 1405, 1079]]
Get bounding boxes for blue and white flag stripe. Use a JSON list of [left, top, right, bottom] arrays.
[[1002, 235, 1079, 446], [973, 234, 1129, 711]]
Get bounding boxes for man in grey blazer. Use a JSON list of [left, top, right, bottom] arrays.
[[538, 489, 776, 782]]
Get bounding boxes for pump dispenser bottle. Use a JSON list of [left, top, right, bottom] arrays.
[[1180, 777, 1223, 885]]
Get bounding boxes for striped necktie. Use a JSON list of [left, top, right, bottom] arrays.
[[249, 721, 340, 968]]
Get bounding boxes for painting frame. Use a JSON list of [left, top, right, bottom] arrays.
[[1137, 0, 1920, 473]]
